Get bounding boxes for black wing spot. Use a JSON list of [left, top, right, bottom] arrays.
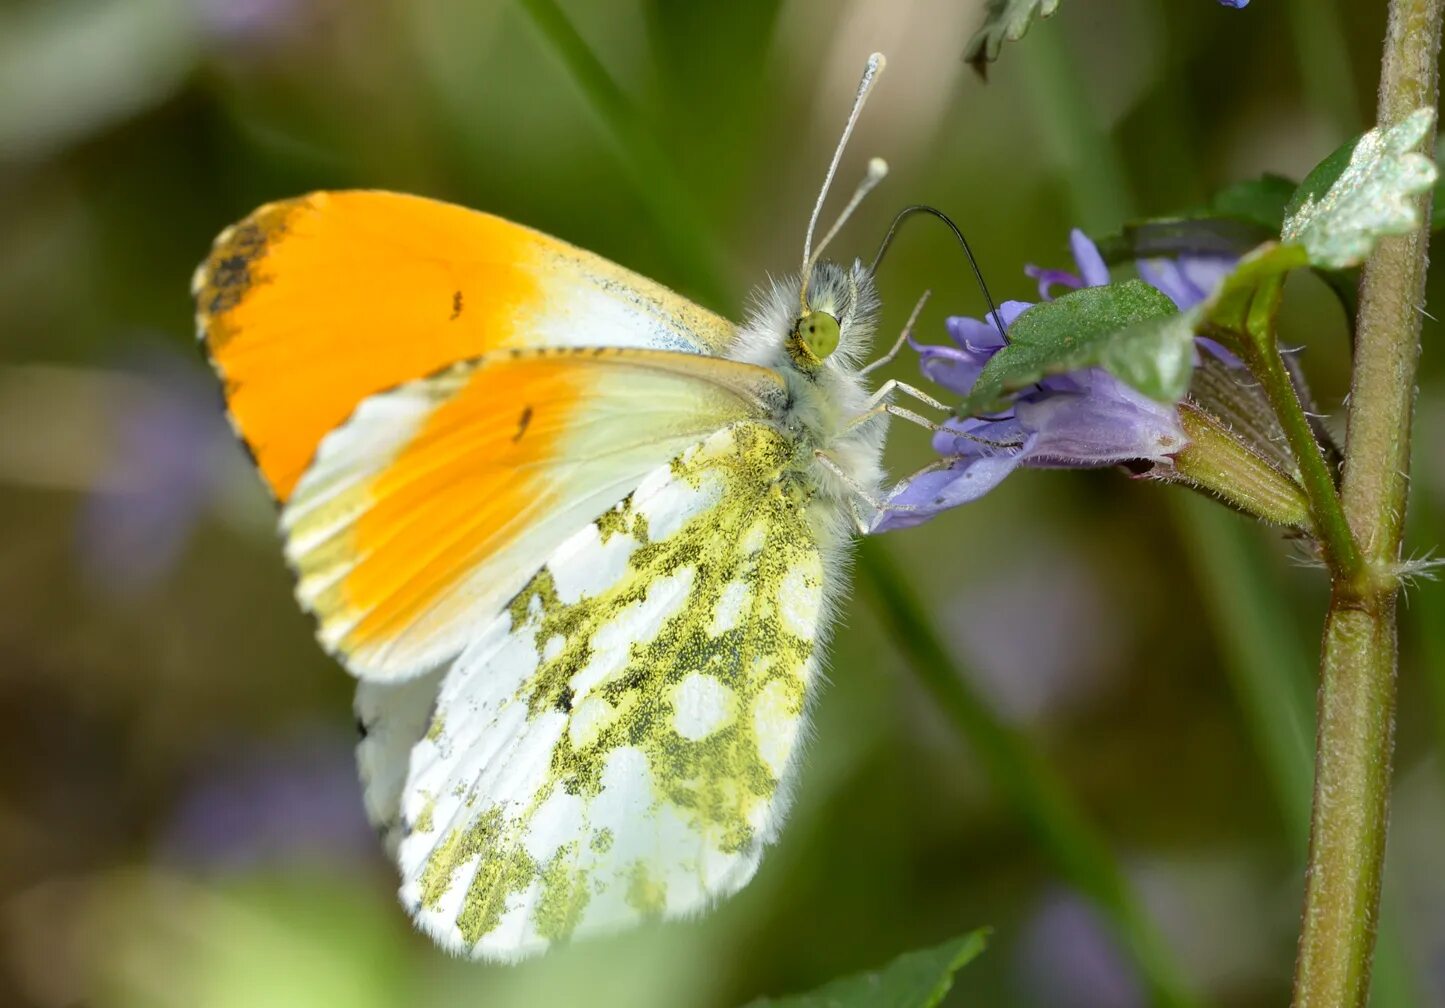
[[197, 201, 295, 324], [355, 716, 371, 739], [556, 686, 575, 713], [513, 405, 533, 442], [450, 289, 463, 321]]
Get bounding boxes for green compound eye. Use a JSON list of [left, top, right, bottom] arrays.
[[796, 310, 840, 360]]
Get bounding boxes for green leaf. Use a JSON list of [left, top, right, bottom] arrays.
[[1092, 175, 1295, 265], [1098, 307, 1202, 402], [963, 0, 1061, 71], [746, 930, 989, 1008], [961, 280, 1181, 413], [1094, 217, 1272, 266], [1281, 107, 1439, 269], [1209, 173, 1298, 233]]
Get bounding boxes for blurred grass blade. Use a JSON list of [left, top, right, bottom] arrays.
[[1404, 478, 1445, 789], [514, 0, 732, 309], [0, 0, 200, 160], [858, 540, 1202, 1008], [643, 0, 782, 218], [745, 929, 988, 1008], [1171, 497, 1418, 1007], [1286, 0, 1364, 134], [1172, 497, 1315, 839]]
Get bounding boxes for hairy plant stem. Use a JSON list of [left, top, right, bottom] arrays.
[[1292, 1, 1443, 1005], [1235, 275, 1363, 581]]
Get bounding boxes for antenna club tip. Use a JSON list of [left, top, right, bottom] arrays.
[[866, 157, 889, 180], [868, 52, 886, 71]]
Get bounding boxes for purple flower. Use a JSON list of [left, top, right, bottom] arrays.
[[76, 348, 233, 594], [1218, 0, 1249, 7], [160, 730, 377, 871], [874, 231, 1236, 531], [1018, 889, 1144, 1008]]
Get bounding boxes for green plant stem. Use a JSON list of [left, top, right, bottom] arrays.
[[1292, 1, 1443, 1006], [858, 541, 1200, 1008], [1018, 17, 1133, 230], [1236, 276, 1364, 582]]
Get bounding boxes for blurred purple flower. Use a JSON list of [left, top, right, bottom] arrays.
[[1218, 0, 1250, 7], [196, 0, 315, 48], [161, 731, 376, 871], [875, 230, 1236, 531], [76, 349, 231, 594], [1018, 889, 1145, 1008]]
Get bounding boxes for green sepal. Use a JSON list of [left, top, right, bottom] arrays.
[[1162, 403, 1312, 530], [959, 280, 1181, 414], [1200, 242, 1310, 336], [745, 930, 989, 1008]]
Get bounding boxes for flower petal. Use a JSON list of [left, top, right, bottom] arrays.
[[916, 343, 990, 398], [871, 450, 1029, 531], [1136, 254, 1235, 310], [931, 415, 1027, 457], [1015, 370, 1187, 466], [1069, 229, 1111, 287], [943, 300, 1032, 351], [1024, 265, 1083, 301]]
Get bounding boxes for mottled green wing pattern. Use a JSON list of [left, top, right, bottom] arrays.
[[359, 422, 831, 960]]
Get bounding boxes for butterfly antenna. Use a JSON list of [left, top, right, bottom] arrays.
[[800, 52, 886, 309], [810, 157, 890, 273], [871, 204, 1008, 342]]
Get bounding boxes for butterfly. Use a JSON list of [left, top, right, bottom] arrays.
[[194, 52, 942, 960]]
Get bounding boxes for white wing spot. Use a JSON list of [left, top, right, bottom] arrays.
[[569, 694, 616, 748], [568, 567, 695, 699], [708, 580, 749, 636], [753, 677, 799, 778], [549, 523, 639, 604], [670, 673, 735, 741], [636, 470, 722, 542], [542, 635, 564, 661], [778, 563, 820, 638], [740, 521, 767, 556]]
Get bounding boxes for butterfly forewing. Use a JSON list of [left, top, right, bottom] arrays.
[[194, 190, 737, 501], [281, 347, 788, 680], [363, 422, 826, 960]]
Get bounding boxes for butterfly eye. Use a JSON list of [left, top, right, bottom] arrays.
[[796, 310, 840, 360]]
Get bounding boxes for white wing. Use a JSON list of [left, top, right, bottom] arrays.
[[356, 422, 832, 960]]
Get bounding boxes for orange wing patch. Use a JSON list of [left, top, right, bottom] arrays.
[[281, 347, 785, 681], [195, 191, 736, 502], [341, 352, 583, 649]]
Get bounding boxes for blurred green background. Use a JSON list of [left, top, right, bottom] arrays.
[[1, 1, 1442, 1005]]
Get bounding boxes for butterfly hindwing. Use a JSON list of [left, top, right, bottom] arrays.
[[282, 347, 788, 680], [359, 422, 829, 960]]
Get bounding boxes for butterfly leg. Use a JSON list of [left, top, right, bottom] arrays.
[[843, 401, 949, 436], [812, 449, 896, 533], [859, 290, 930, 377], [863, 378, 950, 413]]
